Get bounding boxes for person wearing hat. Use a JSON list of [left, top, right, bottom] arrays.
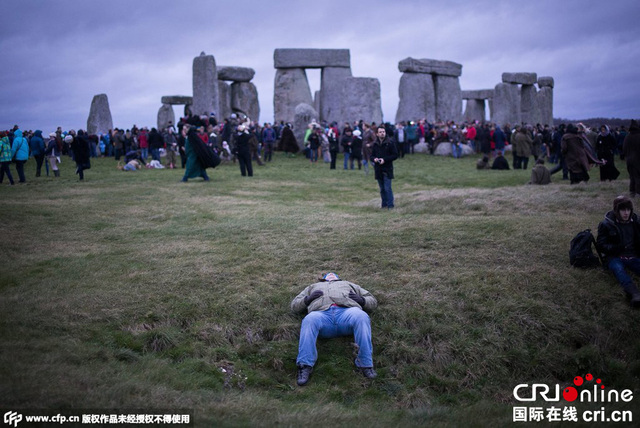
[[597, 196, 640, 307], [232, 124, 253, 176], [45, 132, 61, 177], [291, 272, 378, 386], [350, 129, 363, 170]]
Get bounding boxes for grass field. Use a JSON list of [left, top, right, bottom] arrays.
[[1, 153, 639, 427]]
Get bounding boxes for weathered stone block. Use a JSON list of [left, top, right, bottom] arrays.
[[502, 72, 538, 85], [435, 75, 462, 123], [293, 103, 318, 150], [161, 95, 193, 105], [231, 82, 260, 123], [491, 82, 521, 126], [274, 68, 313, 124], [461, 89, 494, 99], [157, 104, 175, 131], [341, 77, 383, 125], [192, 52, 219, 116], [274, 49, 350, 68], [537, 76, 554, 88], [398, 58, 462, 77], [537, 86, 554, 126], [217, 66, 255, 82], [395, 72, 436, 123], [218, 81, 231, 120], [320, 67, 352, 124], [463, 99, 486, 122], [86, 94, 113, 135], [520, 84, 540, 125]]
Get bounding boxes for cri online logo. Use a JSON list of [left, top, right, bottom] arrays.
[[514, 373, 633, 403]]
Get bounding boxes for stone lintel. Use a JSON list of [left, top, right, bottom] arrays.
[[274, 48, 351, 68], [398, 57, 462, 77]]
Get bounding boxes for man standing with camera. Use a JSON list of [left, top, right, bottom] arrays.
[[370, 125, 398, 209]]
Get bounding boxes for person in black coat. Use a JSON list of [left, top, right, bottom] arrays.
[[597, 195, 640, 307], [148, 128, 165, 162], [370, 126, 398, 209], [491, 151, 510, 170], [232, 125, 253, 177], [596, 125, 620, 181], [71, 130, 91, 180]]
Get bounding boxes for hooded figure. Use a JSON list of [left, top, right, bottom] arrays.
[[11, 129, 30, 183], [597, 195, 640, 307], [561, 124, 603, 184], [71, 130, 91, 180], [596, 125, 620, 181], [623, 120, 640, 196]]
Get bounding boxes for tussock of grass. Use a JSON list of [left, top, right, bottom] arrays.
[[1, 155, 639, 425]]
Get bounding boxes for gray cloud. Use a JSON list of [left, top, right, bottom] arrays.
[[2, 0, 639, 132]]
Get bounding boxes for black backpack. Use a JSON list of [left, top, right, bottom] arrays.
[[569, 229, 602, 268]]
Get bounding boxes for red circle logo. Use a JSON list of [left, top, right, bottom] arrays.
[[574, 376, 583, 386], [563, 387, 578, 402]]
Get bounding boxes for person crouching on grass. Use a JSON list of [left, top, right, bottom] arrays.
[[291, 272, 378, 386]]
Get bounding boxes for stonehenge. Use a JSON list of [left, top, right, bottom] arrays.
[[273, 48, 382, 125], [143, 49, 555, 133], [86, 94, 113, 135]]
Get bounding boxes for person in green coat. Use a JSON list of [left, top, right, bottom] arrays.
[[181, 124, 209, 182], [0, 132, 15, 185]]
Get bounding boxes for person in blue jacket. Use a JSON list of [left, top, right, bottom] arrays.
[[30, 130, 46, 177], [11, 129, 30, 183]]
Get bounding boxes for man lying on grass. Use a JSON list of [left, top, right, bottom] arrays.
[[291, 272, 378, 386]]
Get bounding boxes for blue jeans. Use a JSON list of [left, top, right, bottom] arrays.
[[452, 143, 463, 158], [343, 153, 351, 169], [141, 148, 149, 160], [377, 175, 394, 208], [151, 148, 161, 162], [608, 257, 640, 295], [297, 306, 373, 368]]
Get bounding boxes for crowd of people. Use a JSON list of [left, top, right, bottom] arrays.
[[2, 114, 639, 195]]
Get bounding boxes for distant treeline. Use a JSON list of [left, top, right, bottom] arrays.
[[554, 117, 637, 129]]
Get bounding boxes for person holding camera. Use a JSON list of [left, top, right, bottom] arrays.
[[370, 125, 398, 209]]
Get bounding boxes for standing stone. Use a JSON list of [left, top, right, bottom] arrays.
[[86, 94, 113, 135], [218, 81, 232, 121], [274, 68, 313, 124], [395, 72, 436, 123], [341, 77, 383, 125], [537, 86, 554, 126], [231, 82, 260, 123], [520, 84, 539, 125], [157, 104, 175, 130], [293, 103, 318, 150], [434, 75, 462, 123], [492, 82, 521, 126], [192, 52, 219, 117], [463, 99, 486, 123], [320, 67, 353, 124], [314, 90, 321, 119]]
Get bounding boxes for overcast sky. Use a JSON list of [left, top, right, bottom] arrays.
[[2, 0, 639, 133]]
